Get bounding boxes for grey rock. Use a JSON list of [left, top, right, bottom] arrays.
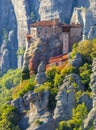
[[62, 73, 84, 91], [36, 61, 47, 85], [79, 94, 92, 111], [8, 89, 54, 130], [71, 0, 96, 40], [18, 55, 24, 69], [54, 73, 84, 123], [54, 85, 75, 122], [1, 49, 10, 73], [38, 61, 46, 73], [84, 58, 96, 129], [69, 53, 82, 68], [39, 0, 89, 23]]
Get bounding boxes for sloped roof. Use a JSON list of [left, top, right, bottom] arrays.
[[30, 20, 56, 27], [49, 54, 68, 63]]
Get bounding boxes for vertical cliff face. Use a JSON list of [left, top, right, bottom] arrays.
[[38, 0, 75, 23], [71, 0, 96, 40], [11, 0, 30, 47], [39, 0, 59, 21], [38, 0, 89, 23], [0, 0, 95, 74], [0, 0, 18, 73], [0, 0, 37, 73]]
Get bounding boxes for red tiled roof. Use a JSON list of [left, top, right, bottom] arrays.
[[31, 20, 81, 28], [49, 54, 68, 63], [30, 20, 57, 27], [46, 54, 68, 71]]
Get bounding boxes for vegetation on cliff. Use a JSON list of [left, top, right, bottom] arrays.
[[0, 39, 96, 129], [0, 69, 21, 130], [0, 69, 21, 106]]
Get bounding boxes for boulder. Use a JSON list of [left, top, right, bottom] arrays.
[[36, 61, 47, 85], [69, 53, 82, 68], [79, 94, 92, 111], [54, 85, 75, 121]]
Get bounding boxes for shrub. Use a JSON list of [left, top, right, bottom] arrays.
[[61, 64, 77, 77], [57, 103, 88, 130], [34, 83, 49, 93], [17, 46, 25, 56], [22, 68, 30, 80], [46, 66, 58, 84], [35, 119, 43, 126], [12, 74, 35, 99], [0, 104, 20, 130], [54, 73, 63, 87], [0, 69, 21, 89], [79, 63, 92, 90]]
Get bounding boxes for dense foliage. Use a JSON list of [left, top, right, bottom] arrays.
[[0, 104, 20, 130], [12, 74, 36, 99], [71, 39, 96, 63], [57, 103, 88, 130], [0, 69, 21, 106]]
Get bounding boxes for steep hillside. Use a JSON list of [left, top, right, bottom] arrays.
[[0, 39, 95, 130]]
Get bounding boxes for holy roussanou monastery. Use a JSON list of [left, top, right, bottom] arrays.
[[26, 18, 82, 70]]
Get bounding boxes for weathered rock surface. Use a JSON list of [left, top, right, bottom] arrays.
[[8, 72, 87, 130], [0, 0, 18, 73], [71, 0, 96, 40], [79, 94, 92, 111], [69, 53, 82, 68], [0, 0, 96, 73], [27, 37, 62, 73], [36, 61, 47, 85], [83, 58, 96, 129], [0, 0, 38, 73], [53, 73, 84, 122], [8, 90, 54, 130], [54, 85, 75, 122], [39, 0, 89, 23]]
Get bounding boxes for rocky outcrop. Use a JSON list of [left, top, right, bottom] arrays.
[[39, 0, 59, 21], [71, 0, 96, 40], [69, 53, 82, 68], [8, 90, 54, 130], [83, 58, 96, 129], [0, 0, 18, 73], [54, 85, 75, 122], [53, 73, 84, 122], [0, 0, 95, 73], [36, 61, 47, 85], [7, 73, 84, 130], [27, 36, 62, 73], [79, 94, 92, 111], [0, 0, 38, 73], [38, 0, 89, 23]]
